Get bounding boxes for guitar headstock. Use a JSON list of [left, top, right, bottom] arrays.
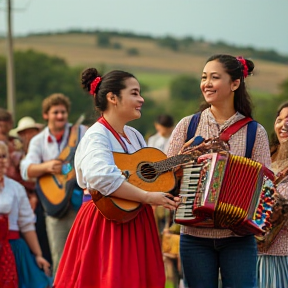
[[181, 137, 230, 156]]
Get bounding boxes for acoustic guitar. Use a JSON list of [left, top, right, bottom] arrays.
[[90, 147, 202, 223], [36, 115, 84, 218]]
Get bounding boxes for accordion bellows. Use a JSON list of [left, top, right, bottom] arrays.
[[175, 152, 276, 236]]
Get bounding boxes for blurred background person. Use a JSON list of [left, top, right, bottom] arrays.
[[20, 93, 87, 274], [148, 114, 174, 154], [147, 114, 175, 238], [0, 140, 52, 288], [257, 101, 288, 288], [0, 110, 39, 215], [12, 116, 52, 266], [147, 114, 181, 288], [12, 116, 44, 154], [0, 108, 23, 176]]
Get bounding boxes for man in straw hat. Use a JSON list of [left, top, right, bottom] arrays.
[[13, 116, 44, 153]]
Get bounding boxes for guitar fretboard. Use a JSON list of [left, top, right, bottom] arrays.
[[152, 152, 200, 173]]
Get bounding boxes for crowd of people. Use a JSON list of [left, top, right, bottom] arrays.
[[0, 54, 287, 288]]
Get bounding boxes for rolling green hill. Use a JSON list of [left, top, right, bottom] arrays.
[[0, 32, 287, 100], [0, 31, 287, 136]]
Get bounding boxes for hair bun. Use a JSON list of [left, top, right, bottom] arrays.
[[245, 59, 254, 75], [81, 68, 100, 93], [236, 56, 254, 78]]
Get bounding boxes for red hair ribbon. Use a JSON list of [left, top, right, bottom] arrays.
[[236, 56, 249, 78], [89, 77, 102, 95]]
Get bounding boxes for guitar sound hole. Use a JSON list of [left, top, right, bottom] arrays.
[[137, 162, 158, 182]]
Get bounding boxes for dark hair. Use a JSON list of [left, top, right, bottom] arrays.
[[81, 68, 136, 112], [0, 108, 12, 122], [155, 114, 174, 128], [201, 54, 255, 117], [270, 101, 288, 155]]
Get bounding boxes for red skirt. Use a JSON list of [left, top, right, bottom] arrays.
[[0, 215, 18, 288], [54, 201, 165, 288]]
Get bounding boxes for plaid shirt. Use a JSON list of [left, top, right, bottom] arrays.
[[167, 108, 271, 239]]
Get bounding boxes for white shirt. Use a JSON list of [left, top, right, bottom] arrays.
[[75, 122, 146, 196], [0, 176, 35, 232], [20, 123, 87, 180], [147, 133, 170, 154]]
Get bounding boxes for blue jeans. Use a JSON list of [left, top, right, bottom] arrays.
[[180, 234, 257, 288]]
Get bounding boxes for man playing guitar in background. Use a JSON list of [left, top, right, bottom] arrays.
[[20, 93, 87, 274]]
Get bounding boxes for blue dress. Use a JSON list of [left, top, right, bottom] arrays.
[[9, 238, 53, 288]]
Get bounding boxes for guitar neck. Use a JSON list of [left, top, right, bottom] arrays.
[[153, 152, 199, 173]]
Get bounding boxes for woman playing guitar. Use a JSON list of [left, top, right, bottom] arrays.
[[53, 68, 180, 288]]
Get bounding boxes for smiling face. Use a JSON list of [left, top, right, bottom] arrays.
[[43, 104, 68, 132], [200, 60, 240, 107], [275, 107, 288, 144], [114, 77, 144, 122]]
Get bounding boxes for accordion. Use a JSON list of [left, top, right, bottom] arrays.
[[175, 152, 276, 236]]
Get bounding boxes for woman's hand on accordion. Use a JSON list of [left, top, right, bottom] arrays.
[[145, 192, 180, 210]]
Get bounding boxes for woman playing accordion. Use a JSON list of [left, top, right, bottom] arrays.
[[167, 54, 271, 288]]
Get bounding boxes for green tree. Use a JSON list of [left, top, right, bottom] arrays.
[[279, 79, 288, 97], [126, 48, 139, 56], [0, 50, 93, 124], [97, 33, 111, 48], [157, 36, 179, 51], [169, 75, 201, 101]]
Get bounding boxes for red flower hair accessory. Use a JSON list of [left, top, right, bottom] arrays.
[[89, 77, 102, 95], [236, 56, 249, 78]]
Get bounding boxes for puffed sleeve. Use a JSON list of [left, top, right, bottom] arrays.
[[75, 132, 126, 196], [17, 183, 35, 232]]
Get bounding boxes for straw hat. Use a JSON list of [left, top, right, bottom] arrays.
[[15, 116, 43, 134]]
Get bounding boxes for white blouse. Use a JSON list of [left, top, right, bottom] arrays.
[[0, 176, 35, 232], [75, 122, 146, 196]]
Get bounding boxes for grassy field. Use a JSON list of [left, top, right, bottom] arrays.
[[0, 33, 287, 98]]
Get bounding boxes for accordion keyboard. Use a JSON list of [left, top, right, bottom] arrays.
[[175, 163, 204, 221]]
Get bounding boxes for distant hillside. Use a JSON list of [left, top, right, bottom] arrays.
[[0, 30, 287, 95], [22, 30, 288, 64]]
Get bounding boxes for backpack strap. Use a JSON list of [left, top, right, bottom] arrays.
[[186, 112, 201, 141], [219, 117, 253, 142], [186, 112, 257, 159], [220, 117, 257, 159], [245, 120, 258, 159]]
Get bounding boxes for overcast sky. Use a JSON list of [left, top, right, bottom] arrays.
[[0, 0, 287, 55]]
